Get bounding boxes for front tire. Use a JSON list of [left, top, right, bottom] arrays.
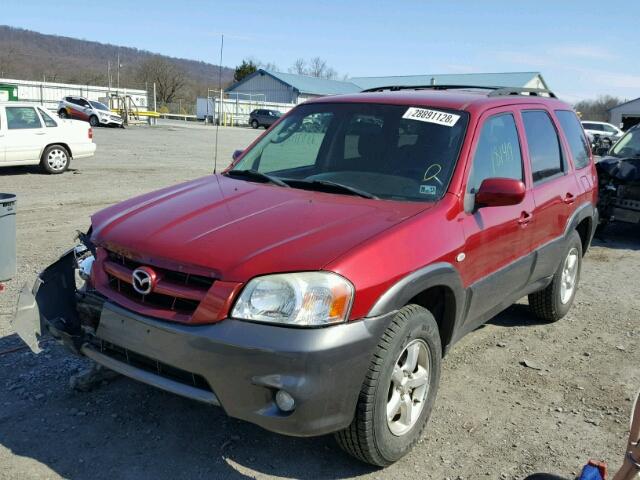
[[58, 109, 68, 119], [335, 305, 441, 466], [251, 119, 259, 129], [528, 231, 582, 322], [40, 145, 70, 174], [89, 115, 99, 127]]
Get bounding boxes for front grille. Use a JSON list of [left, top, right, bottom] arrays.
[[103, 250, 214, 317], [93, 338, 212, 392]]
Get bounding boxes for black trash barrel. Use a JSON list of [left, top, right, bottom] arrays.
[[0, 193, 16, 281]]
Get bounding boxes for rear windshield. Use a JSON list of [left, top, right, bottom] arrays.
[[232, 103, 469, 201]]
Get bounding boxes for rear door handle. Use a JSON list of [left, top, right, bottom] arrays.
[[34, 132, 46, 135], [563, 193, 575, 205], [518, 211, 533, 226]]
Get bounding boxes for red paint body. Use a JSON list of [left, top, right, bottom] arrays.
[[89, 90, 597, 324]]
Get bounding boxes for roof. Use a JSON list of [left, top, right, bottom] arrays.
[[608, 97, 640, 111], [305, 89, 568, 113], [227, 69, 361, 96], [349, 72, 546, 90]]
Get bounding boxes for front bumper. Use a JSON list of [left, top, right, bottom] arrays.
[[13, 250, 394, 437], [100, 116, 124, 126]]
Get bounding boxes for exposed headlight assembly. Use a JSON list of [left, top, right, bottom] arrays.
[[231, 272, 354, 327]]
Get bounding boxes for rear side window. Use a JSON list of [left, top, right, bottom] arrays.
[[556, 110, 590, 169], [522, 110, 563, 183], [467, 113, 523, 193], [38, 108, 58, 127], [6, 107, 43, 129]]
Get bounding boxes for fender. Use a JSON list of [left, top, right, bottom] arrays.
[[366, 262, 466, 349], [564, 201, 597, 249]]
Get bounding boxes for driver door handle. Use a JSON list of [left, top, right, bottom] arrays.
[[518, 211, 533, 226]]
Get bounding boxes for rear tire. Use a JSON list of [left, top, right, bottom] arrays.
[[89, 115, 99, 127], [251, 119, 259, 129], [335, 304, 441, 466], [528, 231, 582, 322], [40, 145, 70, 174]]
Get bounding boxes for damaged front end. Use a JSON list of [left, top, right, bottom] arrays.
[[596, 157, 640, 227], [13, 234, 104, 354]]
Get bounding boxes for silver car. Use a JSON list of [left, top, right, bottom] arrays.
[[58, 96, 124, 127]]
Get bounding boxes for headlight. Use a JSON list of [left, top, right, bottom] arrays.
[[72, 244, 94, 289], [231, 272, 354, 327]]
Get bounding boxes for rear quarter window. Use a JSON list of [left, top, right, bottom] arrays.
[[556, 110, 590, 169]]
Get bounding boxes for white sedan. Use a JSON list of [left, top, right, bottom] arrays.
[[0, 102, 96, 174]]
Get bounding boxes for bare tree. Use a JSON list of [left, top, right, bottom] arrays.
[[307, 57, 328, 78], [0, 46, 15, 77], [575, 95, 623, 122], [136, 56, 186, 104], [289, 58, 307, 75], [259, 61, 279, 72], [289, 57, 338, 79]]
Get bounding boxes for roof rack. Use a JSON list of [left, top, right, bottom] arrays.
[[487, 87, 556, 98], [361, 84, 556, 98]]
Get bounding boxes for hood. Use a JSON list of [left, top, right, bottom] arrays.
[[91, 175, 432, 281]]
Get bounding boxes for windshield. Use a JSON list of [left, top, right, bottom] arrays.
[[89, 101, 110, 111], [611, 127, 640, 158], [232, 103, 469, 201]]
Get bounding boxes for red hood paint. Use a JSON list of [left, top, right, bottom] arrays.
[[91, 175, 432, 282]]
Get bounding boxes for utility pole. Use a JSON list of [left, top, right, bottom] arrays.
[[107, 61, 111, 94], [219, 34, 224, 126], [117, 50, 120, 92]]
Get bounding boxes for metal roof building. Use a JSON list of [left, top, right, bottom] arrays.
[[226, 69, 361, 104], [609, 97, 640, 130], [349, 72, 548, 90], [225, 70, 549, 105]]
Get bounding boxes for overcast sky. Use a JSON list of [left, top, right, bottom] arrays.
[[5, 0, 639, 102]]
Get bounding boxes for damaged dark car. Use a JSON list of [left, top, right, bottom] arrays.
[[596, 124, 640, 230]]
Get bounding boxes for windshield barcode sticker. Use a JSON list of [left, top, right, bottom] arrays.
[[403, 108, 460, 127]]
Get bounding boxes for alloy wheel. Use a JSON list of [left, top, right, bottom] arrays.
[[560, 247, 579, 304], [386, 339, 431, 436]]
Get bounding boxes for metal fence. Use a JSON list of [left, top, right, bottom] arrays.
[[0, 77, 149, 111]]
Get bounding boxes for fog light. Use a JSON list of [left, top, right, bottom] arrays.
[[275, 390, 295, 412]]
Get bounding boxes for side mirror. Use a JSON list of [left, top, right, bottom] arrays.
[[475, 178, 526, 208], [232, 149, 243, 161]]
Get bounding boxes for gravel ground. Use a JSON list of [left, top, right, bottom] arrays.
[[0, 124, 638, 480]]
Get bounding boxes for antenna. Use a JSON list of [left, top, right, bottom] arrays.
[[213, 34, 224, 174]]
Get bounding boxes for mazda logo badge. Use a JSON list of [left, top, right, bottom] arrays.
[[132, 267, 157, 295]]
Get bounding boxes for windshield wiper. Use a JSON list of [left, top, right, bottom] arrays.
[[223, 169, 290, 188], [291, 179, 378, 199]]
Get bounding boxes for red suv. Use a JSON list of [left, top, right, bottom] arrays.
[[15, 86, 598, 466]]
